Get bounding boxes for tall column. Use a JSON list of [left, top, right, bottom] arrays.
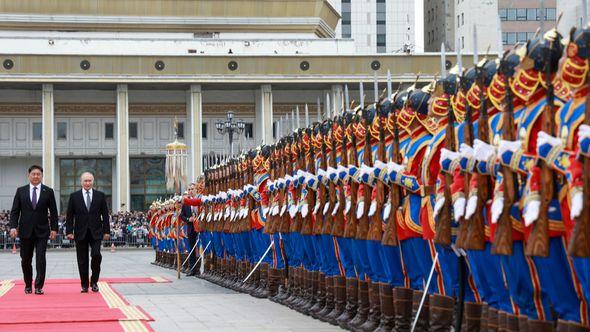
[[116, 84, 129, 212], [187, 84, 203, 180], [331, 85, 344, 115], [255, 84, 273, 144], [41, 84, 55, 188]]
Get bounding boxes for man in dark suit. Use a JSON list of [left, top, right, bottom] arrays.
[[65, 171, 110, 293], [180, 183, 199, 276], [10, 165, 58, 295]]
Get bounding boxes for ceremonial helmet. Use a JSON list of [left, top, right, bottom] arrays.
[[466, 59, 497, 110], [561, 25, 590, 89], [511, 29, 563, 101], [400, 83, 436, 133], [488, 50, 521, 110], [430, 71, 460, 120]]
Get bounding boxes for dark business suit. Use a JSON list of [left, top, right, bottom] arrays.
[[180, 204, 198, 274], [66, 189, 110, 287], [10, 184, 58, 290]]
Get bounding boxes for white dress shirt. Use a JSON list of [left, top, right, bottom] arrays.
[[84, 188, 93, 206], [29, 183, 41, 203]]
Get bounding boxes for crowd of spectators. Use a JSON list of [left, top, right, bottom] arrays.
[[1, 210, 149, 244]]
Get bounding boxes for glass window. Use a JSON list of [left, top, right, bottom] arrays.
[[57, 122, 67, 140], [177, 122, 184, 139], [59, 158, 113, 213], [517, 32, 527, 42], [129, 122, 138, 139], [502, 32, 508, 45], [342, 25, 351, 38], [507, 8, 516, 21], [272, 121, 277, 139], [129, 157, 169, 211], [33, 122, 42, 141], [105, 122, 114, 140], [516, 8, 526, 21], [342, 12, 351, 24], [527, 32, 535, 39], [527, 8, 537, 21], [202, 123, 208, 139], [377, 34, 386, 47], [461, 36, 464, 49], [546, 8, 556, 21], [507, 32, 517, 44], [499, 8, 507, 21], [244, 123, 253, 139], [457, 15, 460, 28], [461, 13, 464, 25]]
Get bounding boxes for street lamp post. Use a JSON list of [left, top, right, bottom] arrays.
[[215, 110, 245, 156]]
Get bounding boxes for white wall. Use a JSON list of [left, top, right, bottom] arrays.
[[456, 0, 501, 55], [0, 157, 42, 210]]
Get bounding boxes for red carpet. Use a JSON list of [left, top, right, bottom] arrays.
[[0, 277, 164, 331]]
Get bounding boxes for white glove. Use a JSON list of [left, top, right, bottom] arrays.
[[453, 197, 466, 221], [356, 201, 365, 219], [571, 191, 584, 220], [433, 197, 444, 219], [331, 201, 340, 216], [300, 203, 309, 218], [373, 160, 388, 183], [523, 198, 541, 227], [537, 131, 562, 149], [498, 140, 522, 156], [344, 198, 352, 214], [382, 202, 391, 221], [459, 143, 474, 160], [288, 204, 298, 218], [464, 195, 478, 220], [440, 148, 460, 171], [368, 200, 377, 217], [280, 204, 287, 216], [491, 196, 504, 224], [323, 202, 331, 216], [312, 202, 321, 215], [473, 139, 497, 162]]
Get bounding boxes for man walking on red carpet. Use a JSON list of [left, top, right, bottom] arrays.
[[66, 172, 110, 293], [9, 165, 59, 295]]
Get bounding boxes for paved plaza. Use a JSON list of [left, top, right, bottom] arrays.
[[0, 249, 341, 331]]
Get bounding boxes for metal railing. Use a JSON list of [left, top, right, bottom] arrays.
[[0, 233, 151, 250]]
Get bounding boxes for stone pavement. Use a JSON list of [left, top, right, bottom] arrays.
[[0, 249, 342, 331]]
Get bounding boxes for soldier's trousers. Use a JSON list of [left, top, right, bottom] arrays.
[[400, 237, 440, 293], [573, 257, 590, 320], [314, 235, 340, 277], [351, 239, 371, 280], [303, 235, 320, 271], [500, 240, 551, 320], [281, 233, 297, 268], [380, 244, 405, 287], [336, 237, 356, 278], [367, 240, 387, 282], [253, 229, 273, 265], [532, 237, 587, 323], [467, 244, 513, 313], [212, 232, 224, 258], [436, 243, 478, 302], [271, 233, 286, 269], [290, 232, 305, 268]]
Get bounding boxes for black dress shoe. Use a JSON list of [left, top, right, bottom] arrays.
[[91, 284, 99, 292], [34, 289, 44, 295], [24, 287, 32, 294], [81, 287, 88, 293]]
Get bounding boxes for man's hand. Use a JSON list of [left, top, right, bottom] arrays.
[[9, 228, 17, 239], [49, 231, 57, 241], [66, 234, 74, 240], [103, 234, 110, 241]]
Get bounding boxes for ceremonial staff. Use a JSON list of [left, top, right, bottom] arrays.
[[357, 82, 371, 241], [382, 71, 399, 246], [165, 119, 189, 279], [570, 25, 590, 257], [465, 41, 490, 250], [434, 43, 455, 246], [369, 75, 385, 242], [526, 24, 562, 257], [492, 48, 517, 255]]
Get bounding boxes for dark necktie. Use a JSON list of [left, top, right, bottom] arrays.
[[31, 187, 37, 209], [86, 191, 91, 211]]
